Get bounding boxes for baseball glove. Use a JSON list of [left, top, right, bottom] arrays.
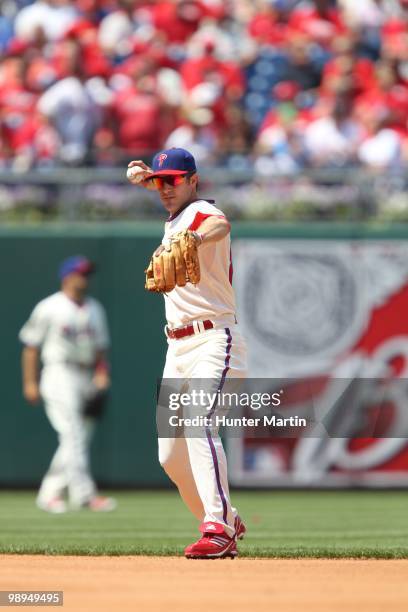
[[83, 390, 108, 419], [145, 229, 201, 293]]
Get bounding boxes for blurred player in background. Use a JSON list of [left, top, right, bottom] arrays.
[[19, 255, 116, 514]]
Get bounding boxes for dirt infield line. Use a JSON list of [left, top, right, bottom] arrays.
[[1, 556, 408, 612]]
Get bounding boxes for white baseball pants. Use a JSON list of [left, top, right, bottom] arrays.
[[38, 364, 97, 506], [158, 325, 247, 538]]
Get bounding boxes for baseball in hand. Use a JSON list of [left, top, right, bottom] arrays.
[[126, 165, 147, 183]]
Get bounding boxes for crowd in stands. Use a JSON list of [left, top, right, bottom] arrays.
[[0, 0, 407, 172]]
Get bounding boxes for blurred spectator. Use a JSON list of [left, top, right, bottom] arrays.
[[304, 92, 364, 166], [280, 36, 322, 92], [358, 115, 403, 168], [98, 1, 155, 61], [381, 13, 408, 64], [355, 60, 408, 129], [180, 39, 245, 100], [187, 11, 257, 63], [152, 1, 204, 44], [37, 40, 106, 164], [0, 0, 406, 169], [165, 108, 218, 165], [248, 0, 297, 47], [339, 0, 387, 29], [216, 103, 254, 169], [289, 0, 347, 48], [254, 81, 310, 172], [14, 0, 78, 43], [64, 18, 112, 79], [338, 0, 385, 60], [255, 121, 307, 173], [108, 54, 172, 158], [0, 7, 14, 54], [382, 0, 408, 19], [0, 54, 59, 169], [321, 36, 377, 97]]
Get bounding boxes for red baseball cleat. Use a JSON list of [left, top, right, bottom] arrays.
[[234, 515, 246, 540], [185, 522, 237, 559]]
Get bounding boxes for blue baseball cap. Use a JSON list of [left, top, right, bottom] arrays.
[[59, 256, 95, 280], [149, 148, 197, 178]]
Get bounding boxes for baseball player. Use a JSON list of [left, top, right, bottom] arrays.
[[19, 256, 116, 514], [128, 148, 247, 559]]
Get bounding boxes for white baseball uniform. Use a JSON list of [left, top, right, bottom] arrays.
[[158, 199, 247, 538], [19, 291, 110, 507]]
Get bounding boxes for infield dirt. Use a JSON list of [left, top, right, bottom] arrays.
[[1, 556, 407, 612]]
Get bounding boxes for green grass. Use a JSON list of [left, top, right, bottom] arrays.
[[0, 490, 407, 558]]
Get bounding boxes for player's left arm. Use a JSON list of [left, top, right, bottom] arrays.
[[192, 216, 231, 246], [93, 303, 111, 391]]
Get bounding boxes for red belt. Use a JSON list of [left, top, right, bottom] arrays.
[[166, 320, 214, 340]]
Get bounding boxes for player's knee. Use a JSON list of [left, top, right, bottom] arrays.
[[158, 451, 173, 472], [158, 440, 176, 469], [158, 452, 180, 482]]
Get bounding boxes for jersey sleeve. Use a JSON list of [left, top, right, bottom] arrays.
[[93, 302, 110, 350], [188, 201, 228, 231], [19, 301, 50, 347]]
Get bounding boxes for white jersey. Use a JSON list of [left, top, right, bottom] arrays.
[[19, 291, 109, 367], [163, 199, 236, 328]]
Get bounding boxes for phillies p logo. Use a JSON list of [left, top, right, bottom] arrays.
[[158, 153, 168, 168]]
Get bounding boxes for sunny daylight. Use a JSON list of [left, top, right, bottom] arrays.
[[0, 0, 408, 611]]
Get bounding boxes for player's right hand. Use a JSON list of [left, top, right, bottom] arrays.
[[127, 160, 156, 189], [127, 160, 151, 172], [23, 382, 41, 405]]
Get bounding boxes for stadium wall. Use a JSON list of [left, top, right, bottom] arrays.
[[1, 222, 407, 487]]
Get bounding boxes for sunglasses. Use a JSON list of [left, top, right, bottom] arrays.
[[149, 173, 194, 189]]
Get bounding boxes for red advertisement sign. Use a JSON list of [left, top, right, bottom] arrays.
[[230, 241, 408, 487]]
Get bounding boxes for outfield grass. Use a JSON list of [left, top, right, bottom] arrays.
[[0, 490, 407, 558]]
